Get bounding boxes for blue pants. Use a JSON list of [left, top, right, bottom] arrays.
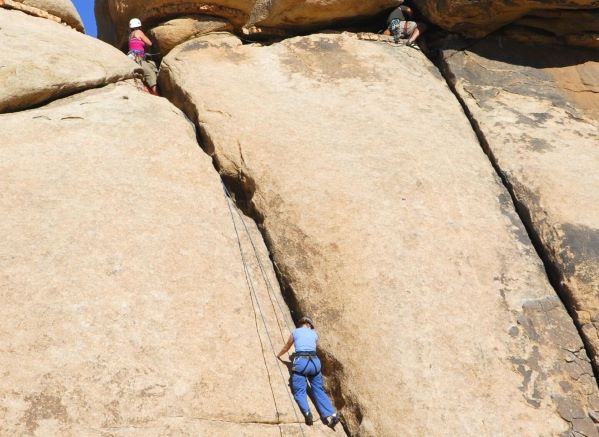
[[291, 356, 336, 418]]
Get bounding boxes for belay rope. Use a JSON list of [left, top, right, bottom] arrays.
[[221, 181, 306, 437]]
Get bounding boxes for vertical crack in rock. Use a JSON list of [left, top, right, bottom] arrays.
[[220, 171, 356, 437], [1, 82, 345, 435], [157, 31, 599, 433], [167, 92, 354, 433], [433, 50, 599, 387]]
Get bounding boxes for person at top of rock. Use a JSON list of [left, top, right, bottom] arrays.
[[127, 18, 158, 95], [384, 1, 427, 49], [276, 316, 340, 429]]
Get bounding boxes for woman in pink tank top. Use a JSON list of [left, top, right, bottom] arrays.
[[128, 18, 158, 95]]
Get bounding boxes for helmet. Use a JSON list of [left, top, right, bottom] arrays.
[[298, 316, 314, 328], [129, 18, 142, 29]]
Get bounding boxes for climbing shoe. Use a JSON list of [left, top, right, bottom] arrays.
[[406, 41, 421, 50], [327, 414, 340, 429], [303, 411, 313, 426]]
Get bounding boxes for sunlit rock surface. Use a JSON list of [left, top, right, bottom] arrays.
[[0, 81, 335, 436], [440, 35, 599, 380], [159, 32, 599, 436]]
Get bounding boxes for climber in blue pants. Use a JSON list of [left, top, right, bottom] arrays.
[[277, 316, 340, 429]]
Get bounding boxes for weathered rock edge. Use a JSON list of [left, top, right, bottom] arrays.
[[0, 8, 139, 113], [0, 0, 83, 31], [412, 0, 599, 41], [436, 37, 599, 384]]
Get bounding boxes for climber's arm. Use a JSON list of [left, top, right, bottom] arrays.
[[277, 335, 294, 358], [139, 30, 153, 47]]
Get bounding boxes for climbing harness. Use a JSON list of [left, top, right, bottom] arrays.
[[221, 182, 306, 437], [128, 52, 144, 65], [293, 352, 319, 376]]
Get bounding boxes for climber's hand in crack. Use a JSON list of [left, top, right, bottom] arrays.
[[276, 334, 294, 360]]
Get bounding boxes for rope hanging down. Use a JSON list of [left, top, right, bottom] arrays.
[[231, 192, 295, 338], [221, 181, 306, 437]]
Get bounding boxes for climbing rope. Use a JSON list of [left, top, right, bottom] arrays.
[[225, 183, 294, 340], [221, 181, 306, 437], [230, 206, 284, 421]]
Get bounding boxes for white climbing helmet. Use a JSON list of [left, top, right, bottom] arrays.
[[129, 18, 142, 29]]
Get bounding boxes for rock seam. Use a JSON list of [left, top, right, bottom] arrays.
[[158, 63, 355, 434]]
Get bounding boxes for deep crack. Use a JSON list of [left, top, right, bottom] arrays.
[[160, 69, 354, 435], [432, 47, 599, 389]]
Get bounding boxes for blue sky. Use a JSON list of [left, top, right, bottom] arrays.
[[73, 0, 97, 37]]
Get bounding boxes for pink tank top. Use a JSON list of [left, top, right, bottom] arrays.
[[128, 36, 145, 57]]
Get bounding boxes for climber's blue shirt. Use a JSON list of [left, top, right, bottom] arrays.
[[293, 326, 319, 352]]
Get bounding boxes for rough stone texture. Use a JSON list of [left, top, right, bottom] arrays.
[[0, 8, 138, 113], [249, 0, 400, 30], [502, 9, 599, 49], [11, 0, 81, 29], [515, 9, 599, 37], [160, 32, 599, 436], [439, 35, 599, 376], [150, 16, 233, 55], [565, 32, 599, 49], [95, 0, 400, 47], [0, 0, 82, 30], [412, 0, 599, 40], [501, 24, 599, 50], [0, 81, 334, 436]]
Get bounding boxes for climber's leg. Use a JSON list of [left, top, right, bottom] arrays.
[[408, 22, 428, 45], [308, 371, 336, 419], [141, 60, 159, 95], [408, 28, 420, 45], [291, 371, 311, 415]]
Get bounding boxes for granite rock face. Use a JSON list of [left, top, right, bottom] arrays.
[[1, 5, 334, 434], [160, 32, 599, 436], [4, 0, 599, 435], [413, 0, 599, 45], [0, 7, 137, 113], [249, 0, 400, 30], [440, 35, 599, 377], [150, 16, 233, 55], [0, 81, 334, 437]]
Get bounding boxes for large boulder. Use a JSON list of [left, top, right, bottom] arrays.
[[0, 8, 137, 113], [95, 0, 400, 48], [150, 16, 233, 56], [0, 81, 333, 436], [0, 0, 83, 30], [159, 32, 599, 436], [412, 0, 599, 40], [439, 35, 599, 375]]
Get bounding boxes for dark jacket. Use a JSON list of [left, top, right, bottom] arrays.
[[387, 5, 410, 24]]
